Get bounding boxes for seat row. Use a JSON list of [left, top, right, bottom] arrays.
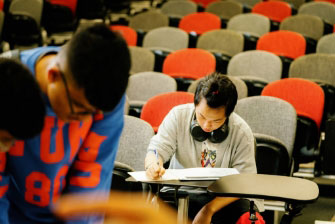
[[120, 76, 331, 178], [159, 0, 335, 25]]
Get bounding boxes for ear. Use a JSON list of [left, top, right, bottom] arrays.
[[47, 67, 62, 83]]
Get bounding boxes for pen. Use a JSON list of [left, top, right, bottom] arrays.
[[154, 149, 160, 165]]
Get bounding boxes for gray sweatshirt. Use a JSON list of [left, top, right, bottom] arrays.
[[148, 103, 257, 174]]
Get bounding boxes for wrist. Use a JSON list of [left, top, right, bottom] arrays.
[[202, 203, 215, 216], [145, 162, 156, 170]]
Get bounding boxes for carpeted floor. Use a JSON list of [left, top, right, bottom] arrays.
[[292, 185, 335, 224]]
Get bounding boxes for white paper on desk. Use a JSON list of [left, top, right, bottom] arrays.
[[128, 168, 239, 182]]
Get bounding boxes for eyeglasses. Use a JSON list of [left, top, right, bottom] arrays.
[[57, 64, 95, 116]]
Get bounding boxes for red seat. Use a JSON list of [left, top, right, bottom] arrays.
[[256, 30, 306, 59], [314, 0, 335, 3], [49, 0, 78, 16], [162, 48, 216, 80], [140, 92, 194, 132], [252, 1, 292, 22], [178, 12, 221, 35], [262, 78, 324, 129], [110, 25, 137, 46]]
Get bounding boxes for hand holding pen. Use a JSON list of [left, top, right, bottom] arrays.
[[145, 149, 165, 180]]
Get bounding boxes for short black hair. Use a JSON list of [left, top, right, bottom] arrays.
[[66, 23, 130, 111], [0, 58, 45, 139], [194, 72, 237, 117]]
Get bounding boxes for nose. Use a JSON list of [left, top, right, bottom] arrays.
[[203, 121, 212, 131]]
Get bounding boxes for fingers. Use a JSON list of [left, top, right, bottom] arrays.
[[145, 163, 164, 180], [159, 167, 165, 177]]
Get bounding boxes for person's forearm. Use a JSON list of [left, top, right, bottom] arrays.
[[204, 197, 239, 215]]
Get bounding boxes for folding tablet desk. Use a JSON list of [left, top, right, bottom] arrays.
[[127, 174, 319, 224]]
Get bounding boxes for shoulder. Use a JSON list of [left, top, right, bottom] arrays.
[[229, 112, 253, 139], [169, 103, 194, 119]]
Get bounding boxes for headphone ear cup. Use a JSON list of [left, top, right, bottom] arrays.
[[190, 119, 209, 142], [209, 122, 229, 143]]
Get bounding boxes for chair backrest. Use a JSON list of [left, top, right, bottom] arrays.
[[232, 0, 261, 8], [126, 72, 177, 107], [196, 29, 244, 57], [187, 75, 248, 99], [235, 95, 297, 162], [227, 50, 282, 83], [142, 27, 189, 52], [178, 12, 221, 35], [116, 115, 155, 171], [256, 30, 306, 59], [0, 11, 4, 38], [252, 1, 292, 22], [9, 0, 43, 26], [161, 0, 197, 18], [124, 96, 130, 115], [280, 14, 324, 40], [191, 0, 220, 7], [316, 34, 335, 54], [129, 10, 169, 32], [283, 0, 306, 9], [110, 25, 137, 46], [298, 1, 335, 25], [49, 0, 77, 16], [162, 48, 216, 79], [140, 92, 194, 132], [205, 1, 243, 20], [227, 13, 270, 37], [262, 78, 325, 130], [129, 46, 155, 74], [289, 53, 335, 87]]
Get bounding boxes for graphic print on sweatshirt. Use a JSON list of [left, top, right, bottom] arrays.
[[201, 141, 216, 167]]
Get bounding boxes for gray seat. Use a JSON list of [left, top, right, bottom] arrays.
[[289, 53, 335, 87], [124, 95, 130, 115], [235, 96, 297, 175], [187, 75, 248, 100], [142, 27, 188, 52], [205, 1, 243, 20], [283, 0, 306, 9], [160, 0, 197, 19], [227, 13, 270, 38], [316, 33, 335, 54], [7, 0, 44, 47], [227, 50, 282, 96], [129, 46, 155, 74], [126, 71, 177, 108], [9, 0, 43, 26], [231, 0, 261, 8], [0, 11, 4, 40], [112, 115, 155, 191], [280, 14, 324, 40], [227, 50, 282, 83], [129, 10, 169, 32], [298, 2, 335, 25], [116, 115, 155, 171], [196, 29, 244, 57]]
